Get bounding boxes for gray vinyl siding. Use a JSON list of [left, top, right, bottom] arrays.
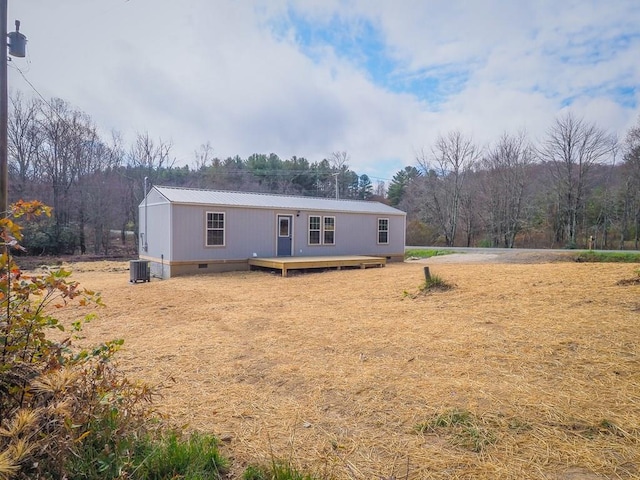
[[171, 205, 290, 261], [139, 194, 171, 260], [139, 186, 406, 277], [294, 212, 403, 256], [159, 205, 404, 261]]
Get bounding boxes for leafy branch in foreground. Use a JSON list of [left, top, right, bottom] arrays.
[[0, 201, 148, 479], [1, 200, 229, 480]]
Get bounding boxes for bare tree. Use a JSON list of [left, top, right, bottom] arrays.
[[76, 131, 124, 254], [192, 141, 215, 171], [330, 151, 350, 199], [37, 99, 97, 228], [481, 131, 534, 247], [127, 132, 174, 172], [329, 151, 349, 170], [458, 171, 482, 247], [416, 131, 480, 246], [621, 117, 640, 248], [8, 92, 42, 199], [539, 113, 617, 247], [125, 132, 175, 247]]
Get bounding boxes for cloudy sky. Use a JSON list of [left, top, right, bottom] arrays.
[[8, 1, 640, 183]]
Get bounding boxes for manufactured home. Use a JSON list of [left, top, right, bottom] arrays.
[[138, 186, 406, 278]]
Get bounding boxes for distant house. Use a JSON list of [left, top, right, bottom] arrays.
[[138, 186, 406, 278]]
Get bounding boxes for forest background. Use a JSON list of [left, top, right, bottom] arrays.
[[7, 91, 640, 257]]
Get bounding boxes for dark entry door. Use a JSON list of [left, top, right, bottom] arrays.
[[277, 215, 293, 256]]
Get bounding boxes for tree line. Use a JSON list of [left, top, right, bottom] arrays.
[[7, 92, 377, 256], [390, 114, 640, 250], [7, 90, 640, 255]]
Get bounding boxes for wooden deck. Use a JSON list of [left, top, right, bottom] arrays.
[[248, 255, 386, 277]]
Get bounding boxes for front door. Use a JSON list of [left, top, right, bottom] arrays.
[[277, 215, 293, 256]]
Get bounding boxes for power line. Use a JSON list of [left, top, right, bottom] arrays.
[[10, 64, 76, 128]]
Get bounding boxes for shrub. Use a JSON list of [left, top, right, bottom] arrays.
[[416, 409, 496, 453], [19, 217, 78, 255], [574, 251, 640, 263], [131, 431, 228, 479], [403, 271, 454, 299], [404, 249, 455, 259], [0, 201, 155, 479], [420, 273, 454, 293], [243, 460, 320, 480], [405, 220, 439, 246]]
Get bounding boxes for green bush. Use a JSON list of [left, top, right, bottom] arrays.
[[574, 251, 640, 263], [243, 460, 319, 480], [405, 249, 455, 259], [477, 238, 493, 248], [20, 217, 78, 255], [420, 273, 454, 293], [132, 432, 228, 480]]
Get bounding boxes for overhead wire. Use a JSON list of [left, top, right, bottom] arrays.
[[9, 63, 80, 128]]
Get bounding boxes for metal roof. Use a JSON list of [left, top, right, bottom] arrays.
[[152, 186, 405, 216]]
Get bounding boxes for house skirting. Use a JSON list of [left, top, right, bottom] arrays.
[[139, 253, 405, 279], [138, 256, 249, 279]]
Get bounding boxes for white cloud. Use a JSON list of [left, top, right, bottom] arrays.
[[7, 0, 640, 182]]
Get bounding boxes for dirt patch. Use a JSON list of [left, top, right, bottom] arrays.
[[44, 257, 639, 480]]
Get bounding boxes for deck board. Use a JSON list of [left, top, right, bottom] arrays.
[[248, 255, 386, 277]]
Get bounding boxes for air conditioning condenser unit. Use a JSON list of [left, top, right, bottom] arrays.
[[130, 260, 150, 283]]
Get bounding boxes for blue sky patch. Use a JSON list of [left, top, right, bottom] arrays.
[[561, 83, 637, 109], [558, 31, 640, 66], [610, 85, 638, 108], [269, 7, 468, 107]]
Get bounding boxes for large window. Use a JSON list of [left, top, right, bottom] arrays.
[[206, 212, 225, 246], [323, 216, 335, 245], [378, 218, 389, 244], [309, 215, 335, 245]]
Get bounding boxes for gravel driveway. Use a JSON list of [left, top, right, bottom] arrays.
[[406, 249, 577, 264]]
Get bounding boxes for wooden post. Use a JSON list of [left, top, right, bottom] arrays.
[[424, 266, 431, 281]]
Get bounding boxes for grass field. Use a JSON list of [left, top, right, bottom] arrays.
[[52, 259, 640, 479]]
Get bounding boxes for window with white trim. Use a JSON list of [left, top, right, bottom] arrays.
[[206, 212, 225, 246], [308, 215, 335, 245], [378, 218, 389, 244], [323, 216, 335, 245], [309, 215, 321, 245]]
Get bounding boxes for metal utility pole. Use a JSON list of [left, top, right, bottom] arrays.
[[0, 0, 26, 216]]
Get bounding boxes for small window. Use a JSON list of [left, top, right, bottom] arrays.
[[309, 216, 321, 245], [378, 218, 389, 244], [279, 217, 290, 237], [206, 212, 225, 246], [323, 216, 335, 245]]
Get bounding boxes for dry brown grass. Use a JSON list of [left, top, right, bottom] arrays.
[[48, 259, 639, 480]]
